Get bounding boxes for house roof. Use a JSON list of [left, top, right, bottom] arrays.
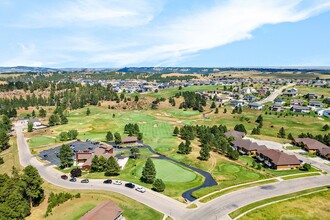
[[122, 136, 138, 143], [319, 148, 330, 156], [257, 149, 301, 166], [225, 130, 245, 139], [80, 200, 123, 220], [76, 152, 92, 160], [231, 139, 267, 151], [294, 138, 328, 150]]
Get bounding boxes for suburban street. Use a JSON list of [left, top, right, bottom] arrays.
[[14, 122, 330, 220], [255, 83, 295, 104]]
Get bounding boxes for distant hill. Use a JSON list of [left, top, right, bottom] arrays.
[[0, 66, 329, 74]]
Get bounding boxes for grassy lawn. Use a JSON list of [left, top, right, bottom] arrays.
[[235, 187, 330, 220], [27, 182, 163, 220], [284, 146, 301, 150], [86, 158, 203, 200], [0, 138, 21, 174], [27, 136, 57, 148], [281, 172, 321, 180], [192, 159, 270, 198], [199, 179, 279, 203]]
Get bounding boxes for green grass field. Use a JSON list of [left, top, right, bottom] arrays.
[[234, 187, 330, 220], [86, 158, 202, 200]]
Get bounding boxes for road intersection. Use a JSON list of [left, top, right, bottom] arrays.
[[14, 122, 330, 220]]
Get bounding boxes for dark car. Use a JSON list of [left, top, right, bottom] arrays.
[[61, 175, 68, 180], [125, 182, 135, 189], [81, 179, 89, 183], [103, 179, 112, 184], [43, 154, 48, 158], [69, 177, 77, 182]]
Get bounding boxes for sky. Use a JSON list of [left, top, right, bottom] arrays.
[[0, 0, 330, 68]]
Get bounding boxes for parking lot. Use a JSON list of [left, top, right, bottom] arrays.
[[38, 140, 102, 166]]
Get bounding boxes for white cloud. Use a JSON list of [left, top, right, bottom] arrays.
[[2, 0, 330, 67], [85, 0, 330, 66], [22, 0, 163, 28]]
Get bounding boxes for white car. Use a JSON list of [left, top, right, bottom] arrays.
[[113, 180, 122, 185], [135, 186, 146, 193]]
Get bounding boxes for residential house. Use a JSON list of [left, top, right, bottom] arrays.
[[248, 103, 263, 110], [230, 100, 245, 107], [282, 88, 298, 97], [224, 130, 245, 140], [303, 93, 318, 99], [290, 106, 310, 113], [292, 138, 329, 153], [256, 149, 301, 170], [244, 95, 257, 102], [269, 103, 285, 112], [80, 200, 123, 220], [231, 139, 267, 155], [290, 99, 304, 106], [309, 101, 325, 108], [274, 98, 285, 105], [318, 148, 330, 160], [122, 136, 138, 144]]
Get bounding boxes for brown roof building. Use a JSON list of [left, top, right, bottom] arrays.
[[231, 139, 267, 155], [318, 148, 330, 160], [293, 138, 329, 153], [76, 145, 114, 170], [256, 149, 301, 170], [122, 136, 138, 144], [80, 200, 123, 220], [225, 130, 245, 140]]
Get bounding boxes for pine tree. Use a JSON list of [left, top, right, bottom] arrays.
[[199, 146, 210, 161], [152, 179, 165, 192], [277, 127, 286, 138], [210, 101, 216, 109], [98, 156, 107, 172], [130, 147, 140, 159], [91, 156, 99, 172], [22, 165, 44, 206], [173, 127, 179, 136], [134, 95, 139, 102], [287, 133, 294, 140], [215, 108, 219, 114], [223, 108, 227, 114], [106, 131, 113, 141], [105, 157, 120, 176], [86, 108, 90, 116], [0, 128, 10, 152], [178, 142, 186, 154], [256, 114, 263, 123], [59, 144, 73, 168], [31, 110, 36, 117], [60, 114, 68, 124], [137, 132, 143, 140], [323, 124, 329, 131], [114, 132, 122, 144], [141, 158, 156, 183], [27, 122, 33, 132], [234, 124, 247, 134]]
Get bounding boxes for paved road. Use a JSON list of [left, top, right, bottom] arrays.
[[256, 83, 295, 105], [14, 122, 330, 220]]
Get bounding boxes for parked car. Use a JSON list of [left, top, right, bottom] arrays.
[[43, 154, 48, 158], [69, 177, 77, 182], [113, 180, 122, 185], [125, 182, 135, 189], [135, 186, 146, 193], [61, 175, 68, 180], [81, 179, 89, 183], [103, 179, 112, 184]]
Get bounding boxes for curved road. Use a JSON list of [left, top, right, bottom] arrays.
[[15, 122, 330, 220]]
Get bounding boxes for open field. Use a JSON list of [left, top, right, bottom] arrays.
[[0, 138, 21, 174], [234, 187, 330, 220]]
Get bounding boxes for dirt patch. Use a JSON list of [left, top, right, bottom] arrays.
[[138, 121, 147, 124], [318, 117, 324, 121], [153, 124, 158, 128]]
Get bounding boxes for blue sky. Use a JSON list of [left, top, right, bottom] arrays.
[[0, 0, 330, 67]]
